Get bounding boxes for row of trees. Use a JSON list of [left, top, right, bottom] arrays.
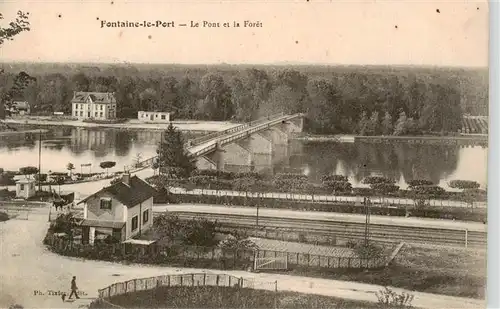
[[1, 64, 487, 135], [153, 124, 484, 204]]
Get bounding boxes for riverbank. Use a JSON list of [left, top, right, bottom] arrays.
[[293, 134, 488, 144], [3, 117, 240, 133], [0, 127, 50, 136]]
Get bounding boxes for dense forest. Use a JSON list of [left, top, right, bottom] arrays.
[[0, 63, 488, 135]]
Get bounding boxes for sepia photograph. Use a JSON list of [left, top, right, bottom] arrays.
[[0, 1, 489, 308]]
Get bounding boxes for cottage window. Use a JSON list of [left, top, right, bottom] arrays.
[[143, 209, 149, 224], [99, 198, 112, 210], [95, 112, 98, 117], [131, 215, 138, 231], [161, 115, 166, 120], [20, 184, 25, 190], [100, 112, 103, 117]]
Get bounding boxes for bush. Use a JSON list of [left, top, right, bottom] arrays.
[[352, 242, 384, 260], [362, 176, 395, 185], [375, 287, 414, 308], [323, 180, 352, 193], [321, 174, 348, 183], [0, 211, 9, 222], [153, 213, 220, 247], [406, 179, 434, 188], [449, 180, 480, 190]]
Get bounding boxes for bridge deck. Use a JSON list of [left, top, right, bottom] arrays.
[[128, 112, 303, 171]]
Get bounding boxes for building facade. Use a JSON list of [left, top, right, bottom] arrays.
[[15, 179, 36, 199], [77, 174, 156, 244], [71, 92, 117, 120], [137, 111, 170, 123]]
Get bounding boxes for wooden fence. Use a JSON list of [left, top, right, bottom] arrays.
[[45, 233, 387, 270], [98, 273, 277, 300]]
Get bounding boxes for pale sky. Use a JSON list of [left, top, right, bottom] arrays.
[[0, 0, 489, 67]]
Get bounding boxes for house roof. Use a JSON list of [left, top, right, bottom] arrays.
[[71, 92, 116, 105], [80, 219, 125, 229], [12, 101, 30, 110], [16, 178, 35, 184], [77, 175, 156, 208]]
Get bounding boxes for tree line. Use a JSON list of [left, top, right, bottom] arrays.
[[1, 64, 487, 135]]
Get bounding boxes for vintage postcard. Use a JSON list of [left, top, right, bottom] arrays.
[[0, 1, 489, 309]]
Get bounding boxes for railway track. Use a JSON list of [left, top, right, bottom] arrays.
[[166, 211, 487, 248]]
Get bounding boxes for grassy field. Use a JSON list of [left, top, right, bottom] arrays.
[[248, 237, 357, 257], [89, 286, 381, 309], [287, 244, 486, 299]]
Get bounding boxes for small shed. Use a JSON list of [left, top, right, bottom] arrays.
[[16, 178, 36, 199]]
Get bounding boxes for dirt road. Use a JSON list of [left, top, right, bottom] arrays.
[[0, 206, 485, 309]]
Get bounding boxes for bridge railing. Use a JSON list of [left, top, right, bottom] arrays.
[[189, 112, 301, 157], [131, 112, 300, 169], [186, 112, 285, 148]]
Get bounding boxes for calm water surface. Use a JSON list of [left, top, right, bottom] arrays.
[[0, 127, 487, 190]]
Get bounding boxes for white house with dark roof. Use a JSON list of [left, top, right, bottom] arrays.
[[77, 173, 156, 244], [71, 91, 117, 120]]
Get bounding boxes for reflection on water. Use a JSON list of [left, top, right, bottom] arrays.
[[279, 141, 487, 190], [0, 127, 488, 189]]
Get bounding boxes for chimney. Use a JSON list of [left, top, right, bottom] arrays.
[[122, 173, 131, 186]]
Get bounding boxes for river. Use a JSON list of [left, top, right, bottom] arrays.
[[0, 126, 488, 190]]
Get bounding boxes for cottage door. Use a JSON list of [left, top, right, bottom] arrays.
[[150, 114, 154, 121]]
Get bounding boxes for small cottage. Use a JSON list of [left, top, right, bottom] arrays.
[[77, 173, 156, 244], [16, 178, 36, 199]]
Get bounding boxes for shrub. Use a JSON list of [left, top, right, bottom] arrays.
[[0, 211, 9, 222], [353, 187, 374, 196], [406, 179, 434, 188], [352, 242, 383, 260], [375, 287, 414, 308], [362, 176, 395, 185], [324, 180, 352, 193], [371, 183, 400, 195], [49, 213, 78, 236], [0, 173, 16, 186], [449, 180, 481, 190], [321, 174, 348, 183]]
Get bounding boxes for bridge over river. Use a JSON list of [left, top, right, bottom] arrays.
[[127, 112, 305, 173]]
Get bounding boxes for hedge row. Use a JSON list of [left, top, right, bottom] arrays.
[[146, 175, 486, 203], [168, 194, 487, 222]]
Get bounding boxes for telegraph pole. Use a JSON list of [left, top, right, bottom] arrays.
[[364, 197, 371, 247], [159, 131, 163, 176], [38, 129, 42, 192]]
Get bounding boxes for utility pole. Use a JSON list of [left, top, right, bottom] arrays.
[[364, 197, 371, 247], [159, 131, 163, 176], [256, 192, 260, 226], [38, 129, 42, 192]]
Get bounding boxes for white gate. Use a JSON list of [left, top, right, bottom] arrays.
[[254, 256, 288, 271]]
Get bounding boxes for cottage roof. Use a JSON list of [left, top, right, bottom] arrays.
[[71, 92, 116, 105], [12, 101, 30, 110], [77, 175, 156, 208], [79, 219, 125, 229], [16, 178, 36, 184]]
